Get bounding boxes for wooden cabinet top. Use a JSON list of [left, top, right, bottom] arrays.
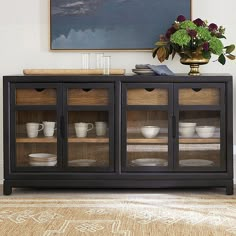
[[3, 74, 232, 83]]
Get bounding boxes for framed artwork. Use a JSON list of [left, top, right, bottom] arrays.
[[50, 0, 191, 51]]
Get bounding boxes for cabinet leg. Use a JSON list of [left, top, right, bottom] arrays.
[[3, 183, 12, 195], [226, 185, 234, 195]]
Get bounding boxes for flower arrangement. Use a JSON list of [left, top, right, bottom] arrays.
[[152, 15, 235, 65]]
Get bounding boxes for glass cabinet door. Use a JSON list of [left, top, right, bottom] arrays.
[[175, 84, 225, 171], [13, 84, 61, 170], [122, 83, 173, 171], [65, 84, 114, 171]]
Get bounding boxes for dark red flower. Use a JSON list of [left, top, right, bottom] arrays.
[[208, 23, 218, 32], [165, 30, 172, 39], [187, 29, 197, 38], [202, 42, 209, 51], [177, 15, 186, 22], [165, 27, 176, 39], [193, 18, 205, 26]]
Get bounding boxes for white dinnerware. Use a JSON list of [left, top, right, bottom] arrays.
[[28, 153, 57, 166], [131, 158, 168, 166], [42, 121, 56, 137], [26, 122, 44, 138], [196, 126, 215, 138], [68, 159, 96, 167], [179, 126, 195, 137], [95, 121, 107, 136], [179, 159, 214, 167], [179, 122, 196, 127], [74, 122, 94, 138], [140, 126, 160, 138]]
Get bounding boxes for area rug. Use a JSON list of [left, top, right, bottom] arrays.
[[0, 194, 235, 236]]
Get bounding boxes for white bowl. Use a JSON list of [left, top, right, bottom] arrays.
[[141, 126, 160, 138], [179, 122, 196, 127], [179, 126, 195, 137], [196, 126, 215, 138]]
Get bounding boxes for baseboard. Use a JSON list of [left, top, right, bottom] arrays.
[[0, 159, 3, 185]]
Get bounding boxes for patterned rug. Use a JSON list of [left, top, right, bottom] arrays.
[[0, 193, 236, 236]]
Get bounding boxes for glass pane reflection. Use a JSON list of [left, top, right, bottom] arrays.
[[178, 110, 222, 168]]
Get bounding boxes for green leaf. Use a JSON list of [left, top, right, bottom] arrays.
[[218, 54, 226, 65], [217, 35, 226, 39], [202, 51, 211, 59], [171, 50, 176, 60], [225, 44, 235, 54], [226, 54, 236, 60]]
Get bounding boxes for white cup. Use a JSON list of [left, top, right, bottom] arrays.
[[26, 122, 44, 138], [95, 121, 107, 136], [43, 121, 56, 137], [74, 122, 94, 138]]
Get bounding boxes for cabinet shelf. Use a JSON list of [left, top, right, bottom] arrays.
[[16, 137, 57, 143], [16, 137, 109, 143], [179, 138, 220, 144], [127, 133, 220, 144], [16, 136, 220, 144], [127, 138, 168, 144], [68, 137, 109, 143], [127, 133, 168, 144]]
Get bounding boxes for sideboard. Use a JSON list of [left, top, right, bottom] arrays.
[[3, 74, 233, 195]]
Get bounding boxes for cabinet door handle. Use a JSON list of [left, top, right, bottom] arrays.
[[172, 116, 176, 138], [60, 116, 65, 139]]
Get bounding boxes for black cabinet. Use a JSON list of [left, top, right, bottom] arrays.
[[3, 75, 233, 195]]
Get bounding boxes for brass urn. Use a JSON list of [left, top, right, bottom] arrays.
[[180, 51, 209, 76]]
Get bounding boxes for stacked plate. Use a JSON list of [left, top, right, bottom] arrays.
[[179, 159, 214, 167], [132, 69, 155, 75], [28, 153, 57, 166], [131, 158, 168, 167], [68, 159, 96, 167]]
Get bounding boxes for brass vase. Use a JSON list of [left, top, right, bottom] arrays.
[[180, 51, 209, 76]]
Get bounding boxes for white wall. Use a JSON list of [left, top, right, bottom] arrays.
[[0, 0, 235, 181]]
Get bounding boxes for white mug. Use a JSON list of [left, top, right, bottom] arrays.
[[26, 122, 44, 138], [43, 121, 56, 137], [74, 122, 94, 138], [95, 121, 107, 136]]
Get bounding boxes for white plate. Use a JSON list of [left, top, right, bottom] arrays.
[[28, 153, 57, 159], [179, 159, 214, 167], [29, 157, 57, 162], [68, 159, 96, 167], [131, 158, 168, 166], [29, 161, 57, 167]]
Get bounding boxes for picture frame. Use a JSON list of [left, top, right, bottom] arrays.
[[50, 0, 192, 51]]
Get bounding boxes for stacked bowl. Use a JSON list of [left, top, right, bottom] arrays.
[[179, 122, 196, 137]]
